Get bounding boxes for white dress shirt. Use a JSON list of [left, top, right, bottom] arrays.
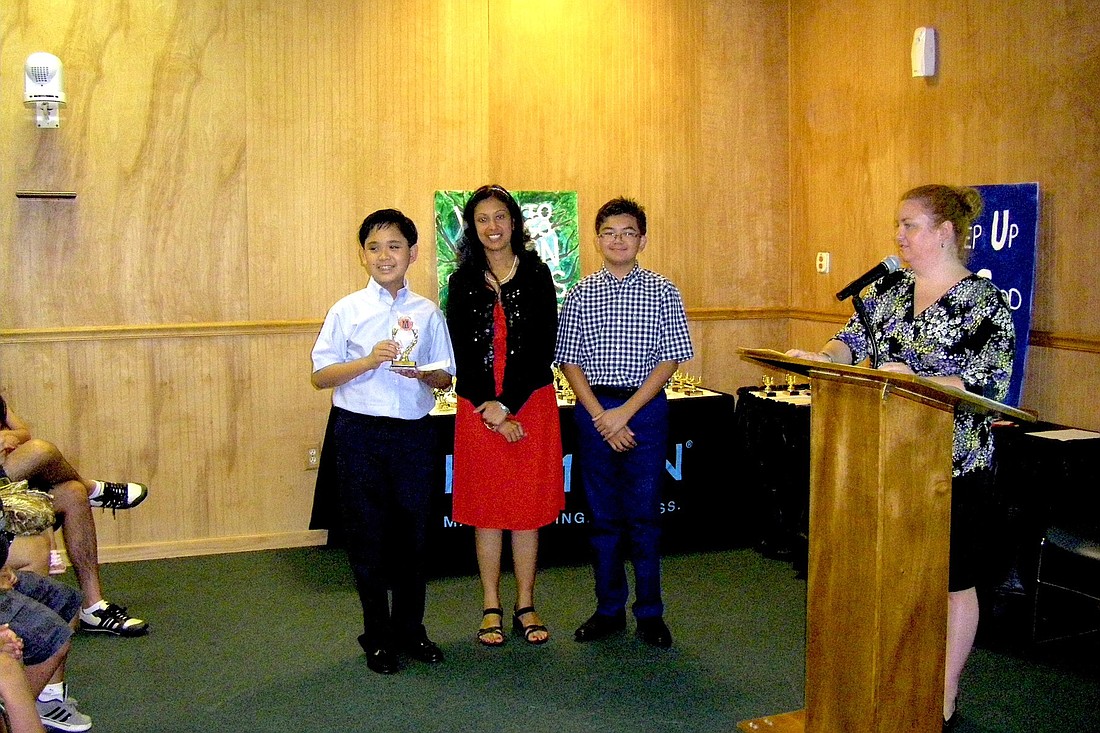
[[312, 278, 456, 419]]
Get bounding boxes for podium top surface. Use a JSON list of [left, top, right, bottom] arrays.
[[738, 348, 1035, 423]]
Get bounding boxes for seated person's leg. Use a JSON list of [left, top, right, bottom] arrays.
[[0, 440, 80, 489], [3, 436, 149, 635], [38, 482, 100, 602], [4, 536, 50, 577], [0, 649, 46, 733], [44, 483, 148, 636], [1, 572, 79, 695], [2, 437, 147, 511], [5, 571, 92, 730]]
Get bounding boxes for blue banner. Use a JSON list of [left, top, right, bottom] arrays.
[[968, 183, 1039, 407]]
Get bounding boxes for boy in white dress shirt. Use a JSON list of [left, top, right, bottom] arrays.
[[311, 209, 455, 674]]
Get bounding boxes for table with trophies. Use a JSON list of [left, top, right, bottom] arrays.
[[732, 374, 813, 571], [728, 365, 1097, 640], [310, 369, 740, 577]]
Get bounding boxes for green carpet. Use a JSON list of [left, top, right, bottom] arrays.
[[59, 547, 1098, 733]]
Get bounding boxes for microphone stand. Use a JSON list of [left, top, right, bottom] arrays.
[[851, 294, 882, 369]]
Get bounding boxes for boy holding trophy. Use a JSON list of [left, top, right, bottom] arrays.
[[311, 208, 455, 674]]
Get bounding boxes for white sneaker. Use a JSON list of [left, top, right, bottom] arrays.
[[80, 601, 149, 637], [36, 695, 92, 732], [89, 481, 148, 513]]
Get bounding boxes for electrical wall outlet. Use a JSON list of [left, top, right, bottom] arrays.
[[304, 443, 321, 470], [816, 252, 830, 273]]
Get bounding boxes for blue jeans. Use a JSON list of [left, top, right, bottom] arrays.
[[574, 391, 668, 619]]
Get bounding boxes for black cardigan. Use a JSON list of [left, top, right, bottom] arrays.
[[445, 252, 558, 413]]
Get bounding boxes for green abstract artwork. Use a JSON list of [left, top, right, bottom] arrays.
[[435, 190, 580, 311]]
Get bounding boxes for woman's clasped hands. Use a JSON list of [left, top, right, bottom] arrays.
[[476, 400, 525, 443]]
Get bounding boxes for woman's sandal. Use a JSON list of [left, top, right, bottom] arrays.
[[477, 608, 505, 647], [512, 606, 550, 645]]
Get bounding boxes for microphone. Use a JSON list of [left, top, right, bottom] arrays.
[[835, 255, 902, 301]]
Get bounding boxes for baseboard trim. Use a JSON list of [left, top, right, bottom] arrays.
[[96, 530, 330, 564]]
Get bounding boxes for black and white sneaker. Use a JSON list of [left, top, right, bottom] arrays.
[[80, 601, 149, 637], [36, 695, 92, 732], [89, 481, 148, 514]]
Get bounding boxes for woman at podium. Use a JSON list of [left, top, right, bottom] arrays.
[[788, 184, 1015, 731]]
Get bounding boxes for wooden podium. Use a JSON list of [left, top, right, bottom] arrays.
[[735, 349, 1034, 733]]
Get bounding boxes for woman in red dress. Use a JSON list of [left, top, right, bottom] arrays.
[[445, 185, 564, 646]]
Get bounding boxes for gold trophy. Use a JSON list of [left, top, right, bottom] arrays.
[[553, 365, 577, 405], [390, 315, 419, 369], [433, 383, 457, 412]]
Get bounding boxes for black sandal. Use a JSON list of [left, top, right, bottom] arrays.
[[477, 608, 505, 646], [512, 606, 549, 645], [943, 698, 959, 732]]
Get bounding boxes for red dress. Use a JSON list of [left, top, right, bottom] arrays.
[[452, 300, 565, 530]]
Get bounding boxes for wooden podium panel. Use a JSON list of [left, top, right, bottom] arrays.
[[805, 372, 951, 733], [735, 349, 1033, 733]]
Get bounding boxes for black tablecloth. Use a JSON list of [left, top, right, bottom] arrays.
[[728, 384, 1099, 642], [732, 385, 811, 568], [987, 420, 1099, 591], [309, 389, 741, 577]]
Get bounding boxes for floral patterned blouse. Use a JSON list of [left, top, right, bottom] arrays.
[[834, 269, 1015, 476]]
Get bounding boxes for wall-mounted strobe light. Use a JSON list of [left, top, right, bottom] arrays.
[[912, 27, 937, 77], [24, 52, 66, 128]]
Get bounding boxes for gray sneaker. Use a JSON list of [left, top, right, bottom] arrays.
[[37, 695, 92, 732]]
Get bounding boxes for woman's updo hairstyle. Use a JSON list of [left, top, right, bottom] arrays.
[[901, 184, 984, 261]]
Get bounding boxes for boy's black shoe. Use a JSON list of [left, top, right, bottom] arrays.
[[573, 611, 626, 642]]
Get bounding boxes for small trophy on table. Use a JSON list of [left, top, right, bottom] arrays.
[[667, 370, 685, 392], [390, 315, 419, 369]]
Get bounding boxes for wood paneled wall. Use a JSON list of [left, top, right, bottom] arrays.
[[787, 1, 1100, 430], [0, 1, 788, 562], [2, 0, 1095, 562]]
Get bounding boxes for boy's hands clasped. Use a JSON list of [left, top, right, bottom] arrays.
[[590, 406, 637, 452]]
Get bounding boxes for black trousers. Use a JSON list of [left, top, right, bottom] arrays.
[[330, 406, 435, 650]]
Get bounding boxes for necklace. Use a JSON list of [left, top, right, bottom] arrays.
[[485, 255, 518, 287]]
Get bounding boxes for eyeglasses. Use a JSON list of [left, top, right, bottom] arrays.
[[598, 230, 640, 242]]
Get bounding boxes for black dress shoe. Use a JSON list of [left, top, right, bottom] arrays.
[[574, 612, 626, 642], [365, 648, 399, 674], [636, 616, 673, 648], [404, 637, 444, 664]]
